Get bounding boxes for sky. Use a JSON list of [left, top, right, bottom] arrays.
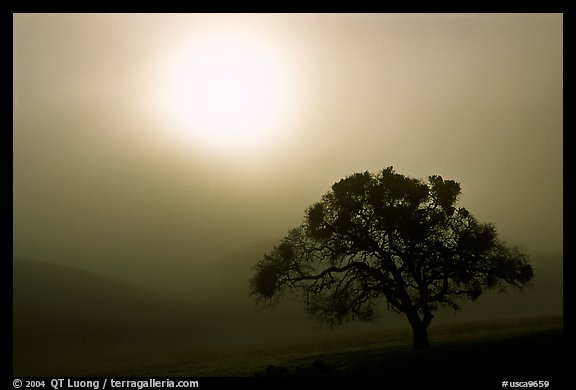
[[13, 13, 562, 298]]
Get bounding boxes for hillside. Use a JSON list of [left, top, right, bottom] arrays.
[[12, 251, 562, 377]]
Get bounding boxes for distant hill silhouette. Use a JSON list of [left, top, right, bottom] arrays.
[[14, 259, 170, 349], [12, 252, 562, 376]]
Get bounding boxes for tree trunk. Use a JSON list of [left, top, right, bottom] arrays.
[[411, 320, 430, 350], [407, 313, 430, 350]]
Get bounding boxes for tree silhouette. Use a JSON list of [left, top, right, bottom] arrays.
[[250, 167, 533, 350]]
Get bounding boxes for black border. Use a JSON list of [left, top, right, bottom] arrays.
[[10, 4, 569, 387]]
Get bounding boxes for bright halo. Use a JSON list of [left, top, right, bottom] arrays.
[[156, 25, 295, 154]]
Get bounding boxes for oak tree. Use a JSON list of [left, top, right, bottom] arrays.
[[250, 167, 533, 350]]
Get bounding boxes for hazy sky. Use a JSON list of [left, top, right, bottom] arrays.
[[13, 13, 562, 292]]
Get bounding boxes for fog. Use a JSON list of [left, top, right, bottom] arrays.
[[13, 13, 562, 375]]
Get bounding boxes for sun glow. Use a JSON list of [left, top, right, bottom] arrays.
[[156, 24, 297, 154]]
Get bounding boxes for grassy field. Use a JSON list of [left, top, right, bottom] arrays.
[[137, 315, 564, 378], [260, 318, 563, 379], [14, 315, 562, 382]]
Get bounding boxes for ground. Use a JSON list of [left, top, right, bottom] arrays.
[[14, 315, 562, 387]]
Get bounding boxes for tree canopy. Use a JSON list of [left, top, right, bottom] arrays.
[[250, 167, 533, 349]]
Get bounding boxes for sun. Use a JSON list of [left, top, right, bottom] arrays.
[[156, 25, 296, 154]]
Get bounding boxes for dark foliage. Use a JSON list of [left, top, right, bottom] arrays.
[[250, 167, 533, 349]]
